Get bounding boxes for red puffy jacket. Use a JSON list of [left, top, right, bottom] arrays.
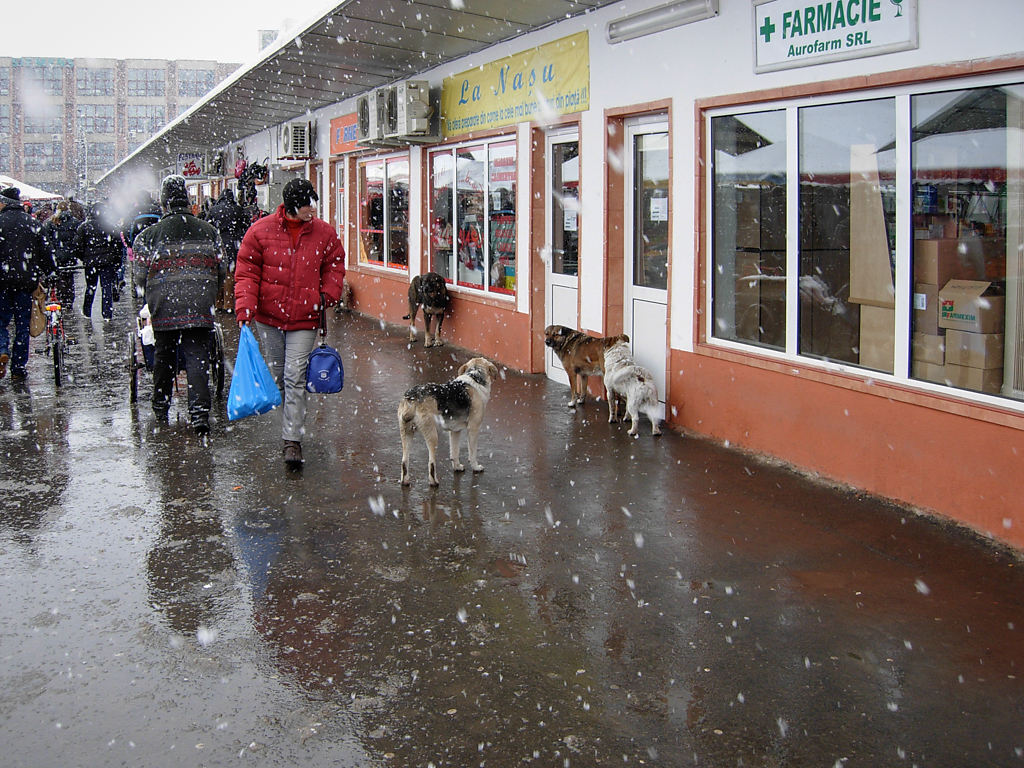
[[234, 205, 346, 330]]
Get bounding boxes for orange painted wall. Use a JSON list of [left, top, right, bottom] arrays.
[[669, 349, 1024, 550], [344, 267, 534, 372]]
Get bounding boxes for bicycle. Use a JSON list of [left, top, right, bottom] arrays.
[[42, 266, 81, 388]]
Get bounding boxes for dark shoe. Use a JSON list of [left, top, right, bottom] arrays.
[[0, 353, 8, 379], [193, 421, 210, 437], [11, 369, 27, 382], [153, 408, 169, 424], [283, 440, 303, 468]]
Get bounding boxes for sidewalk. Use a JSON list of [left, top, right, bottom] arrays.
[[292, 310, 1024, 765], [1, 301, 1021, 767]]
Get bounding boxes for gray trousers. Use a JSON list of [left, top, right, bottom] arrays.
[[253, 322, 316, 442]]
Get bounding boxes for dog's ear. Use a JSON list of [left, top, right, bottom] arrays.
[[620, 334, 630, 344], [458, 360, 470, 376]]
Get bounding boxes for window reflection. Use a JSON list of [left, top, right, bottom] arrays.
[[712, 110, 786, 349], [911, 85, 1023, 397], [552, 140, 579, 277], [799, 98, 896, 371], [429, 152, 454, 281], [358, 160, 384, 265], [357, 156, 409, 271], [633, 132, 669, 290], [388, 157, 409, 268], [429, 138, 517, 296], [709, 81, 1024, 404], [488, 142, 516, 294], [457, 146, 486, 289]]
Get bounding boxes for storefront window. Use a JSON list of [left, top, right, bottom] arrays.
[[712, 110, 786, 349], [708, 80, 1024, 404], [387, 157, 409, 269], [429, 138, 517, 296], [488, 142, 516, 294], [799, 98, 896, 370], [334, 161, 345, 234], [911, 85, 1022, 398], [357, 154, 408, 270], [358, 159, 384, 265], [429, 152, 454, 281], [456, 145, 486, 289]]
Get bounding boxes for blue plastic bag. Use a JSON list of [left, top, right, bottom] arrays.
[[227, 325, 282, 421]]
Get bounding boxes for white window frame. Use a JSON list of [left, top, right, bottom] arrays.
[[704, 69, 1024, 412]]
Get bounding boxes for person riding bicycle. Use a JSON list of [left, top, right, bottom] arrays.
[[43, 201, 82, 308]]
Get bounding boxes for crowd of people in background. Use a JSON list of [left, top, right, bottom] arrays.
[[0, 177, 346, 468]]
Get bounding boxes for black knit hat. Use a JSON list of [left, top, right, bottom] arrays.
[[0, 186, 22, 207], [282, 178, 318, 214], [160, 174, 190, 209]]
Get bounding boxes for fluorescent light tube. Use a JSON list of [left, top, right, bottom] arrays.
[[607, 0, 719, 44]]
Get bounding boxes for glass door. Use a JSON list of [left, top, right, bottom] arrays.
[[545, 129, 581, 382], [624, 118, 669, 408]]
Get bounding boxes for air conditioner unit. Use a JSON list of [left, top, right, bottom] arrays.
[[264, 165, 303, 210], [280, 120, 315, 159], [356, 90, 383, 143], [383, 80, 432, 139]]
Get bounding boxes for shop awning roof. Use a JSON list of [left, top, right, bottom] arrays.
[[98, 0, 618, 189], [0, 174, 62, 202]]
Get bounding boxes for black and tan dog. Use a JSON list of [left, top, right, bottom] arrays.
[[404, 272, 450, 347], [399, 357, 499, 486], [544, 324, 630, 408]]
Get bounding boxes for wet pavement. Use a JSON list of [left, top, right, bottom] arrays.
[[1, 280, 1023, 768]]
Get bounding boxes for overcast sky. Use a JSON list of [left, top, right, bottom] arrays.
[[2, 0, 335, 65]]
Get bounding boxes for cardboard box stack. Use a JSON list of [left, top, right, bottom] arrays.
[[910, 237, 1003, 391], [937, 280, 1005, 394]]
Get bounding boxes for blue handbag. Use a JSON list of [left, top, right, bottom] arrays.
[[305, 294, 344, 394], [227, 325, 282, 420]]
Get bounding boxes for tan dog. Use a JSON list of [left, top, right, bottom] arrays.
[[603, 341, 662, 436], [543, 325, 629, 408], [399, 357, 499, 486]]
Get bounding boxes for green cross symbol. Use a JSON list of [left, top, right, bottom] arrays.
[[759, 15, 776, 42]]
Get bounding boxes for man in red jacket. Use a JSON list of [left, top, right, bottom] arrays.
[[234, 178, 346, 468]]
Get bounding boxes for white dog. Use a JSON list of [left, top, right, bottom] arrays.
[[602, 341, 662, 436]]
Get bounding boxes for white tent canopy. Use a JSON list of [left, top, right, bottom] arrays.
[[0, 174, 62, 203]]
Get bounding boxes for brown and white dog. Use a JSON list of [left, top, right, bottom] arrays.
[[543, 325, 629, 408], [404, 272, 450, 347], [399, 357, 499, 486], [602, 340, 662, 436]]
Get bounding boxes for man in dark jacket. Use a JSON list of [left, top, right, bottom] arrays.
[[0, 187, 57, 381], [133, 175, 225, 436], [205, 189, 250, 312], [73, 201, 125, 320]]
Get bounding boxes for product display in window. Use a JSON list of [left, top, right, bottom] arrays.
[[429, 139, 517, 296]]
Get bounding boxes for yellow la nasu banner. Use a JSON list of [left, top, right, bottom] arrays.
[[442, 31, 590, 137]]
